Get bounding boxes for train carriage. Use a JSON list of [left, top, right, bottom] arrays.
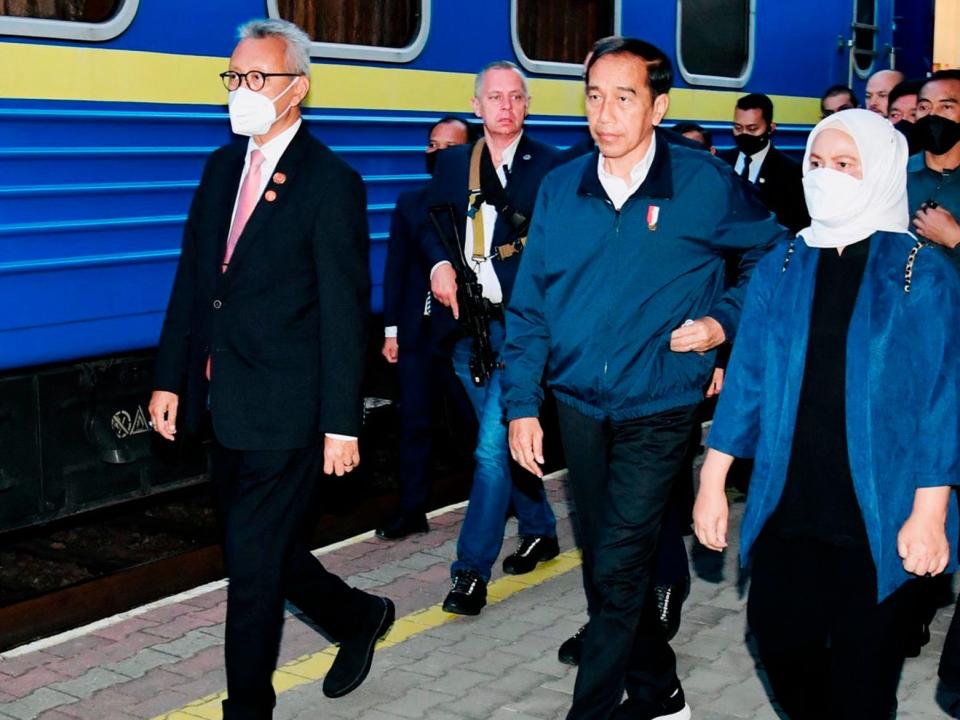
[[0, 0, 931, 532]]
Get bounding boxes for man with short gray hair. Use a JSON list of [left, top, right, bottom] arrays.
[[150, 19, 391, 718]]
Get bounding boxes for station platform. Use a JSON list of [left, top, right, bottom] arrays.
[[0, 472, 957, 720]]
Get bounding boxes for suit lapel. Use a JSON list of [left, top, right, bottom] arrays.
[[223, 123, 311, 277], [493, 135, 534, 247]]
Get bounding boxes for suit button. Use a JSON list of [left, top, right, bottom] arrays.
[[212, 299, 222, 309]]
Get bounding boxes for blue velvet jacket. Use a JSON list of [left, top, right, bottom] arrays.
[[708, 231, 960, 601]]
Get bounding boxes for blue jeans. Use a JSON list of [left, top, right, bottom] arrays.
[[451, 320, 556, 582]]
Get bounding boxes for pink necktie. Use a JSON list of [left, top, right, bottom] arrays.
[[222, 149, 265, 272]]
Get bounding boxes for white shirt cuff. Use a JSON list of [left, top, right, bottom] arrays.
[[430, 260, 452, 279], [384, 326, 398, 338], [325, 433, 357, 441]]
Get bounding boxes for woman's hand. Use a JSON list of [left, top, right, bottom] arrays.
[[898, 486, 952, 576], [693, 449, 735, 551]]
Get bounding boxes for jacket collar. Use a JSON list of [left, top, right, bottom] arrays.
[[577, 128, 674, 204]]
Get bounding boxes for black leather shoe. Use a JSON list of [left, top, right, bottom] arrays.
[[502, 535, 560, 575], [612, 682, 690, 720], [442, 570, 487, 615], [558, 623, 587, 666], [654, 576, 690, 641], [375, 512, 429, 540], [323, 595, 395, 698]]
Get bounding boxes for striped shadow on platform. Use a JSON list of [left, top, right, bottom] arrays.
[[152, 549, 583, 720]]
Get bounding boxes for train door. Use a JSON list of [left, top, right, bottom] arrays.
[[848, 0, 880, 84]]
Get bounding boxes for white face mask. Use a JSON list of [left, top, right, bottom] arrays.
[[802, 168, 865, 227], [227, 78, 298, 137]]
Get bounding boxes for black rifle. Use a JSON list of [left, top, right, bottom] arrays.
[[428, 203, 497, 386]]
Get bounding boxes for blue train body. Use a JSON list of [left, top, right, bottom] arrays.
[[0, 0, 930, 530]]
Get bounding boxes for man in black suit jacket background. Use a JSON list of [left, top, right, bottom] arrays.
[[426, 61, 560, 616], [376, 116, 472, 540], [720, 93, 810, 234], [149, 19, 392, 719]]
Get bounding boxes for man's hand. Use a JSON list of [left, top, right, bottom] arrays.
[[898, 487, 951, 576], [914, 205, 960, 249], [508, 417, 545, 478], [382, 337, 399, 364], [324, 436, 360, 477], [148, 390, 179, 441], [431, 263, 460, 319], [692, 449, 734, 551], [705, 367, 725, 398], [670, 317, 726, 354]]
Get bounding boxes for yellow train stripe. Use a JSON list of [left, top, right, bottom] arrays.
[[0, 42, 821, 124], [149, 549, 583, 720]]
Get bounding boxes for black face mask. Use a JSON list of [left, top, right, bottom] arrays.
[[893, 119, 922, 155], [733, 130, 770, 156], [425, 149, 439, 176], [914, 114, 960, 156]]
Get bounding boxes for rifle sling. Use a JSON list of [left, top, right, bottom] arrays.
[[466, 138, 527, 262]]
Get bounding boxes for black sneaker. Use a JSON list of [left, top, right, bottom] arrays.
[[653, 576, 690, 641], [612, 683, 690, 720], [375, 512, 429, 540], [557, 623, 587, 665], [442, 570, 487, 615], [502, 535, 560, 575]]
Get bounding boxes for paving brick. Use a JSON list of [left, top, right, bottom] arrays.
[[48, 668, 129, 700], [149, 629, 222, 660], [0, 654, 61, 679], [500, 687, 572, 719], [0, 666, 71, 699], [89, 617, 159, 642], [163, 646, 223, 680], [0, 689, 77, 720], [124, 688, 192, 719], [106, 648, 177, 679], [387, 688, 456, 719]]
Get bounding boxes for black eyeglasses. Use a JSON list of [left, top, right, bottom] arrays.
[[220, 71, 302, 92]]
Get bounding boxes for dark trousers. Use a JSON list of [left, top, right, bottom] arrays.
[[396, 334, 435, 514], [557, 402, 698, 720], [212, 442, 368, 720], [748, 532, 912, 720]]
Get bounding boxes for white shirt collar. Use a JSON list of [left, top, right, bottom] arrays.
[[597, 138, 657, 210], [497, 131, 523, 172], [246, 117, 302, 165]]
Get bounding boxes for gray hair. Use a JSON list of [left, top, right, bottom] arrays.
[[474, 60, 529, 98], [238, 18, 312, 76]]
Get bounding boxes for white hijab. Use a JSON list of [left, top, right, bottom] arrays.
[[798, 108, 910, 249]]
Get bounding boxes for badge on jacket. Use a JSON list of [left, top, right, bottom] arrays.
[[647, 204, 660, 231]]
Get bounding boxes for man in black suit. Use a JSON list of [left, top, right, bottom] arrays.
[[720, 93, 809, 234], [425, 61, 560, 616], [376, 116, 472, 540], [148, 19, 392, 719]]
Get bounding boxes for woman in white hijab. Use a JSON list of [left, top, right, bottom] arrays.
[[693, 109, 960, 718]]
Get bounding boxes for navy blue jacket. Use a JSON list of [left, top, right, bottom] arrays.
[[383, 185, 431, 348], [420, 133, 559, 339], [502, 131, 787, 422], [709, 233, 960, 600]]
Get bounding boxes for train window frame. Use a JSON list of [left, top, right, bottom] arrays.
[[0, 0, 138, 41], [509, 0, 623, 78], [675, 0, 756, 89], [266, 0, 430, 64], [851, 0, 878, 79]]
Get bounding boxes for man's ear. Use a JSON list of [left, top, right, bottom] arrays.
[[292, 75, 310, 107], [651, 92, 670, 126], [470, 95, 482, 118], [770, 121, 777, 134]]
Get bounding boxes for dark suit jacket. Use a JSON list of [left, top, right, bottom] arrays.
[[154, 123, 370, 449], [383, 185, 431, 348], [420, 133, 558, 339], [719, 144, 810, 234]]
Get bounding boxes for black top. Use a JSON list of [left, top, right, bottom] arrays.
[[769, 237, 871, 546]]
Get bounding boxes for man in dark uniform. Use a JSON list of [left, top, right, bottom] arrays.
[[720, 93, 810, 234], [376, 116, 472, 539], [425, 61, 560, 616], [148, 19, 391, 719]]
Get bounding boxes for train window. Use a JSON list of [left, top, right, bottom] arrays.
[[268, 0, 430, 63], [511, 0, 621, 77], [852, 0, 878, 77], [0, 0, 137, 40], [676, 0, 755, 88]]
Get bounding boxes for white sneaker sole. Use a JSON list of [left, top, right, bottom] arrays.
[[654, 704, 691, 720]]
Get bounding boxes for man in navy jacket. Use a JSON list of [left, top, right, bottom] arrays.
[[424, 61, 560, 616], [503, 38, 786, 720], [377, 117, 472, 540]]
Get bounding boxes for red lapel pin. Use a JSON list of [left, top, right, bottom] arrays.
[[264, 190, 277, 202], [273, 172, 286, 185]]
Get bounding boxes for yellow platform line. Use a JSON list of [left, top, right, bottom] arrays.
[[151, 549, 582, 720]]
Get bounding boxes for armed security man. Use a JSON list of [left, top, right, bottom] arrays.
[[503, 38, 786, 720], [424, 61, 560, 616]]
